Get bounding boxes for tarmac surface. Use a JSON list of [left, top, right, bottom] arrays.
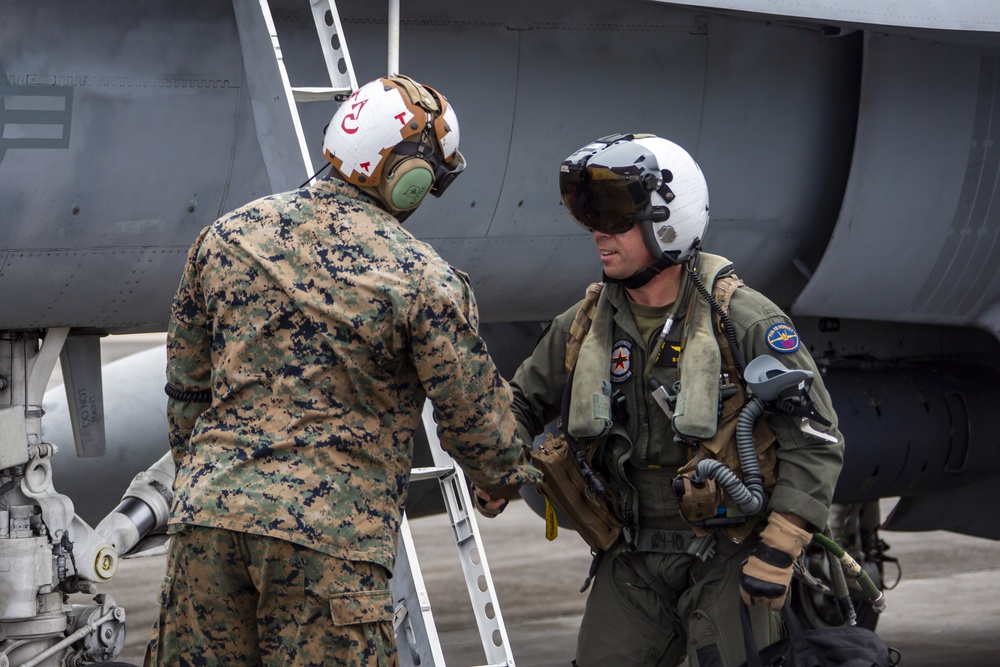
[[65, 336, 1000, 665], [99, 499, 1000, 666]]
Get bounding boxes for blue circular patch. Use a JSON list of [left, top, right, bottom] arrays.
[[610, 340, 633, 383], [766, 323, 800, 353]]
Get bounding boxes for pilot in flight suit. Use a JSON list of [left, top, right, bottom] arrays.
[[505, 133, 845, 667]]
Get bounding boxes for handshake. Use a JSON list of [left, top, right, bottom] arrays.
[[472, 484, 522, 518]]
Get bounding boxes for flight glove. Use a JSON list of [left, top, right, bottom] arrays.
[[740, 512, 813, 610]]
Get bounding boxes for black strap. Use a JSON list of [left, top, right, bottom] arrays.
[[739, 601, 763, 667], [559, 368, 607, 498], [580, 549, 605, 593]]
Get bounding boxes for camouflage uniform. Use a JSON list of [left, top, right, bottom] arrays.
[[147, 178, 539, 666], [510, 264, 844, 667]]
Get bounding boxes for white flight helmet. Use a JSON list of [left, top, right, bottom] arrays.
[[559, 133, 710, 265], [323, 74, 465, 218]]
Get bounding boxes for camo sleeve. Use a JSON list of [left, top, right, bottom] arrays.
[[408, 266, 541, 493], [166, 227, 213, 463]]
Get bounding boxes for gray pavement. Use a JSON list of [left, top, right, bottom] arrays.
[[100, 499, 1000, 666]]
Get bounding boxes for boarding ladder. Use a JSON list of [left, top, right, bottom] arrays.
[[231, 2, 517, 665]]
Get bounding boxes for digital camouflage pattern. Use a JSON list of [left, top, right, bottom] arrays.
[[145, 525, 397, 667], [166, 178, 540, 571]]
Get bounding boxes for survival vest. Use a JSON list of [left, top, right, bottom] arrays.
[[564, 253, 777, 543]]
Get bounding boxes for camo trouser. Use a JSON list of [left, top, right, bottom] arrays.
[[575, 538, 780, 667], [144, 525, 397, 667]]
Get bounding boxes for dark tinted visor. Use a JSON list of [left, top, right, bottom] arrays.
[[559, 165, 650, 234], [559, 139, 667, 234]]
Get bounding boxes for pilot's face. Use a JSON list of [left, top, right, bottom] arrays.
[[593, 224, 657, 280]]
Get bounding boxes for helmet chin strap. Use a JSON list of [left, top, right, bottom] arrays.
[[604, 252, 676, 290], [604, 241, 701, 290]]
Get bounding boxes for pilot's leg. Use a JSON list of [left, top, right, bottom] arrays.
[[574, 545, 689, 667], [680, 541, 780, 667]]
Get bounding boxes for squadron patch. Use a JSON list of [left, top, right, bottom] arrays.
[[766, 322, 800, 353], [610, 340, 633, 383]]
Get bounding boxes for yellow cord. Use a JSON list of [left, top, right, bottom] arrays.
[[544, 496, 559, 541]]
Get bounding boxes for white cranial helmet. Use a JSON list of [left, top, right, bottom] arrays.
[[323, 74, 465, 216], [559, 133, 709, 264]]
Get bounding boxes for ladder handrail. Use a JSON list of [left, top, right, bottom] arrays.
[[421, 401, 517, 667]]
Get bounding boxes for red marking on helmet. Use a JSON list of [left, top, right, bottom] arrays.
[[360, 161, 371, 173], [394, 112, 406, 125], [340, 98, 369, 135]]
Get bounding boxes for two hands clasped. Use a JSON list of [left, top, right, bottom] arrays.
[[473, 484, 520, 518]]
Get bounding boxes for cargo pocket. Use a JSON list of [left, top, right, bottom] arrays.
[[330, 589, 396, 667], [331, 589, 393, 626], [146, 573, 177, 666]]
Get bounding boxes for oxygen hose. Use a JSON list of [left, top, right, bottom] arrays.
[[693, 396, 767, 516], [812, 532, 886, 613]]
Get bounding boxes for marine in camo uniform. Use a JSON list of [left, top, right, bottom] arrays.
[[145, 75, 540, 667], [502, 134, 845, 666]]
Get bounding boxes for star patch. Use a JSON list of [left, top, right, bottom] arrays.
[[610, 340, 633, 383], [766, 323, 800, 353]]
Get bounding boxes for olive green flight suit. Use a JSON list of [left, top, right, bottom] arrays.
[[510, 256, 844, 666]]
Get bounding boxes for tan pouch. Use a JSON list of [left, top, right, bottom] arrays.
[[532, 433, 623, 552], [676, 475, 723, 524]]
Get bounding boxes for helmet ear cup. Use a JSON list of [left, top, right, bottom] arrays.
[[378, 156, 435, 211]]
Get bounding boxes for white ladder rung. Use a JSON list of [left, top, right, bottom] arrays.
[[409, 465, 455, 482], [308, 0, 358, 93], [290, 86, 352, 102]]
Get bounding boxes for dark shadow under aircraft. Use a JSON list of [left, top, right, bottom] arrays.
[[3, 0, 1000, 663]]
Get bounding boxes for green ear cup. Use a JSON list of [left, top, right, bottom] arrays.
[[390, 167, 434, 210]]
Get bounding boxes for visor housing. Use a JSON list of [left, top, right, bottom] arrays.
[[559, 138, 673, 234]]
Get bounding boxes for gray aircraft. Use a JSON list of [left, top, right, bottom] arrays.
[[3, 0, 1000, 664]]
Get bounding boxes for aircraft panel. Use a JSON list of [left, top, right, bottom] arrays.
[[648, 0, 1000, 33], [0, 248, 188, 331], [488, 11, 709, 239], [430, 236, 602, 323], [0, 1, 275, 332], [694, 15, 861, 305], [793, 33, 986, 325]]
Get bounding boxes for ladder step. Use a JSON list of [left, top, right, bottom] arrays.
[[410, 466, 455, 482], [291, 86, 352, 102]]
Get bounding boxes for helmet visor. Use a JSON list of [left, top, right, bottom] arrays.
[[559, 165, 650, 234], [430, 149, 466, 198]]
